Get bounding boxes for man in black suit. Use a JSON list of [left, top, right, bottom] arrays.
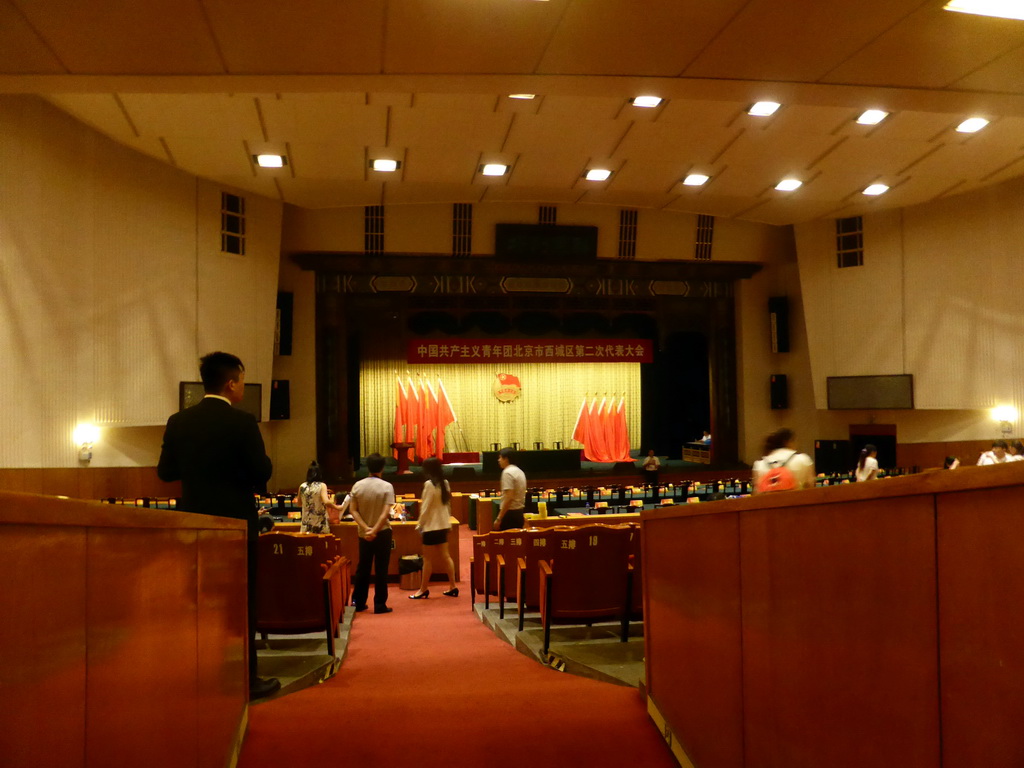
[[157, 351, 279, 700]]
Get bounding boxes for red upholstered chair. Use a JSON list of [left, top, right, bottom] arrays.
[[470, 533, 497, 611], [537, 524, 633, 656], [515, 528, 563, 631], [488, 529, 528, 621], [256, 532, 346, 655]]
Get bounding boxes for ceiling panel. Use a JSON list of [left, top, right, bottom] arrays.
[[503, 112, 628, 160], [43, 94, 137, 142], [285, 143, 367, 181], [683, 0, 926, 82], [0, 1, 64, 73], [384, 182, 483, 207], [657, 99, 745, 128], [821, 7, 1024, 89], [164, 137, 255, 177], [715, 129, 843, 177], [839, 110, 954, 142], [384, 0, 563, 74], [119, 94, 263, 139], [509, 150, 589, 188], [259, 95, 387, 145], [576, 189, 679, 209], [537, 0, 748, 76], [202, 0, 385, 74], [481, 186, 583, 205], [11, 0, 223, 74], [613, 122, 732, 168], [952, 44, 1024, 93]]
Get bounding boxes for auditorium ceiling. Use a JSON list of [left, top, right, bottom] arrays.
[[2, 0, 1024, 226]]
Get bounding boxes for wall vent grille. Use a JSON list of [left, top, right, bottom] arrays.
[[453, 203, 473, 256], [618, 209, 638, 260], [695, 214, 714, 260], [221, 192, 246, 255], [364, 205, 385, 254]]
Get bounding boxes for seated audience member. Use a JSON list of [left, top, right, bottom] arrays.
[[855, 444, 879, 482], [943, 456, 960, 470], [752, 428, 815, 493], [1008, 440, 1024, 462], [978, 440, 1010, 465]]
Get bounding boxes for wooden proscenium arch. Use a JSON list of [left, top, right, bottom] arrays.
[[291, 252, 761, 481]]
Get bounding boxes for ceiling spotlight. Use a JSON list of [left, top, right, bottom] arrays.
[[682, 174, 710, 186], [748, 101, 781, 117], [254, 154, 286, 168], [508, 93, 536, 100], [863, 183, 889, 196], [956, 117, 990, 133], [480, 163, 508, 176], [585, 169, 612, 181], [370, 159, 400, 172], [857, 109, 889, 125], [944, 0, 1024, 20], [775, 178, 802, 191], [631, 96, 663, 108]]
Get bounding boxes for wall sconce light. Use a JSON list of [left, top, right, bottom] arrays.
[[73, 423, 99, 462], [991, 405, 1018, 437]]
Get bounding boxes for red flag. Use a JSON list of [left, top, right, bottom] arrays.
[[611, 396, 631, 461], [416, 378, 435, 460], [587, 397, 612, 462], [393, 376, 409, 459], [435, 379, 456, 459], [406, 375, 421, 459], [571, 397, 590, 448]]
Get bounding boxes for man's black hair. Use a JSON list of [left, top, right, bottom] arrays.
[[366, 453, 386, 474], [498, 447, 518, 464], [199, 351, 244, 394]]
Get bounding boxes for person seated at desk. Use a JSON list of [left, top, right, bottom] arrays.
[[700, 430, 712, 444]]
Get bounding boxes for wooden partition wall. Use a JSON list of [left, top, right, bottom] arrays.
[[0, 492, 248, 768], [642, 462, 1024, 768]]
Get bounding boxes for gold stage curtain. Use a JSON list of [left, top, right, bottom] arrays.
[[359, 359, 641, 458]]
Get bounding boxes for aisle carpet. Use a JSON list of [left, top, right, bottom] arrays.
[[238, 538, 676, 768]]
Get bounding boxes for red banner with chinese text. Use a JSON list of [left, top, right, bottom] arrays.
[[407, 339, 652, 364]]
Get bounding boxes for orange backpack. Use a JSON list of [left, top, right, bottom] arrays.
[[755, 452, 800, 493]]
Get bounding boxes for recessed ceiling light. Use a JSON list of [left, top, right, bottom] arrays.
[[682, 174, 710, 186], [863, 183, 890, 196], [956, 116, 989, 133], [857, 109, 889, 125], [254, 154, 286, 168], [370, 159, 400, 172], [775, 178, 802, 191], [508, 93, 536, 100], [943, 0, 1024, 20], [585, 169, 612, 181], [631, 96, 663, 108], [748, 101, 781, 117], [481, 163, 508, 177]]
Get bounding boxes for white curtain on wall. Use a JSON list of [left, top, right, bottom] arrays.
[[359, 358, 641, 457]]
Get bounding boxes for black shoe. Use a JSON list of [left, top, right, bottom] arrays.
[[353, 603, 369, 612], [443, 587, 459, 597], [409, 590, 429, 599], [249, 677, 281, 701], [373, 606, 393, 614]]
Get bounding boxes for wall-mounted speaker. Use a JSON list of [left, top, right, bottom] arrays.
[[770, 374, 788, 410], [768, 296, 790, 353], [270, 379, 290, 420]]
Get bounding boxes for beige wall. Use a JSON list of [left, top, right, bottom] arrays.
[[796, 175, 1024, 442], [0, 95, 282, 470]]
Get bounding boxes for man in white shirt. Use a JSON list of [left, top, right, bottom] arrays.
[[978, 440, 1010, 466], [496, 447, 527, 530], [349, 453, 397, 614]]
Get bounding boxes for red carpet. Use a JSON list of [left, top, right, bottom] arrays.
[[239, 532, 676, 768]]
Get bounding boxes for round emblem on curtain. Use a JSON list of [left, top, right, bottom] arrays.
[[493, 372, 521, 403]]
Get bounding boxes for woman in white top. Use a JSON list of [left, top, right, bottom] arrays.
[[296, 461, 342, 534], [751, 428, 816, 492], [855, 444, 879, 482], [1008, 440, 1024, 461], [409, 457, 458, 599]]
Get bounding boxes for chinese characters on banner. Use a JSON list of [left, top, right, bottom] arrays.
[[407, 339, 653, 364]]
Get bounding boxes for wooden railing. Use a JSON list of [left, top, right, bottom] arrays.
[[641, 462, 1024, 768], [0, 491, 247, 768]]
